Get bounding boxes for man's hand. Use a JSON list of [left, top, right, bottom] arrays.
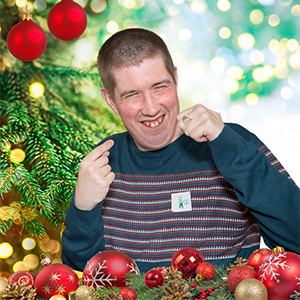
[[177, 104, 225, 142], [75, 140, 115, 211]]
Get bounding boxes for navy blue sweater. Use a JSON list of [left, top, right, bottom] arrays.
[[62, 123, 299, 273]]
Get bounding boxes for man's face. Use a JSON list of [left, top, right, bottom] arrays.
[[102, 55, 182, 151]]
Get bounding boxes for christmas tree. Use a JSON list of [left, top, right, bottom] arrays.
[[0, 0, 168, 275]]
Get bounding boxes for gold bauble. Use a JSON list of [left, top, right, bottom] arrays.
[[0, 277, 8, 298], [49, 295, 67, 300], [234, 278, 268, 300], [75, 285, 94, 300]]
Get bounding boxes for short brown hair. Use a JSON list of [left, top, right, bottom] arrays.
[[97, 28, 176, 98]]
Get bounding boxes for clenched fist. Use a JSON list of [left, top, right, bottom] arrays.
[[177, 104, 224, 142]]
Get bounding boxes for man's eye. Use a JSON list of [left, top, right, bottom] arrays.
[[155, 85, 167, 91], [125, 93, 138, 98]]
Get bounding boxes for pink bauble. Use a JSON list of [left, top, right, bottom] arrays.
[[34, 263, 79, 300], [144, 269, 164, 289], [7, 19, 47, 61], [8, 270, 36, 287], [257, 251, 300, 299], [47, 0, 87, 41], [171, 247, 205, 279], [82, 250, 140, 290]]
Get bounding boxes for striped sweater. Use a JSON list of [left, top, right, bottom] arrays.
[[62, 123, 300, 272]]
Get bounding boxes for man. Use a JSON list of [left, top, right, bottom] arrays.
[[62, 28, 299, 273]]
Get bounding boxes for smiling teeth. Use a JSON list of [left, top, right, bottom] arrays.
[[144, 117, 162, 128], [150, 121, 159, 127]]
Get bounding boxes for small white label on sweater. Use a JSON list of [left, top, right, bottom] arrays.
[[171, 191, 192, 212]]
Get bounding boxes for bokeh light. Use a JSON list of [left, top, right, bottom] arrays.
[[238, 33, 255, 49], [289, 54, 300, 69], [275, 66, 289, 78], [245, 93, 259, 105], [210, 57, 227, 75], [190, 0, 207, 15], [29, 82, 45, 98], [249, 9, 264, 25], [0, 140, 11, 152], [173, 0, 184, 4], [106, 21, 119, 33], [90, 0, 106, 13], [281, 87, 293, 100], [219, 27, 231, 39], [217, 0, 231, 12], [0, 242, 13, 259], [249, 50, 265, 65], [16, 0, 26, 7], [178, 28, 192, 41], [287, 39, 298, 51], [13, 261, 26, 272], [23, 254, 39, 270], [34, 0, 47, 11], [252, 65, 274, 82], [227, 66, 244, 79], [10, 149, 26, 163], [275, 58, 286, 68], [22, 238, 36, 251], [291, 5, 300, 17], [118, 0, 144, 9], [268, 14, 280, 26], [223, 78, 239, 93]]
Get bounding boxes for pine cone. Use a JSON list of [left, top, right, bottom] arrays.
[[103, 291, 123, 300], [165, 266, 182, 281], [226, 257, 250, 273], [2, 282, 36, 300], [161, 280, 192, 300]]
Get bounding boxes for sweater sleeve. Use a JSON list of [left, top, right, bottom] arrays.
[[209, 124, 300, 254], [61, 194, 106, 271]]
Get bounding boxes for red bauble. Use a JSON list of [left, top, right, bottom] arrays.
[[257, 250, 300, 299], [7, 18, 47, 61], [144, 269, 164, 289], [47, 0, 87, 41], [119, 287, 137, 300], [82, 250, 140, 290], [8, 270, 36, 287], [196, 262, 216, 281], [34, 262, 79, 299], [247, 248, 273, 273], [227, 265, 257, 293], [171, 247, 205, 279], [153, 266, 168, 279]]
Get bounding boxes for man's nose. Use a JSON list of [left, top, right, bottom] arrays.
[[141, 93, 160, 116]]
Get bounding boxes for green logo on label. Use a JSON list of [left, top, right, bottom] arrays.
[[178, 196, 189, 209]]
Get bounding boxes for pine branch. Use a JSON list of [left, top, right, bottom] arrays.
[[0, 219, 13, 235]]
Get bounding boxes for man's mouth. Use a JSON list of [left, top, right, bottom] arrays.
[[142, 116, 164, 128]]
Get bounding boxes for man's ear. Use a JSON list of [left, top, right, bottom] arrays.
[[101, 88, 119, 115]]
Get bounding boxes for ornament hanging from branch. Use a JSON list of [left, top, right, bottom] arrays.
[[47, 0, 87, 41], [7, 12, 47, 62]]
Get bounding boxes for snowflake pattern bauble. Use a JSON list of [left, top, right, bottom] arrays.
[[257, 251, 300, 299], [82, 250, 140, 290], [34, 263, 79, 300], [247, 248, 273, 273]]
